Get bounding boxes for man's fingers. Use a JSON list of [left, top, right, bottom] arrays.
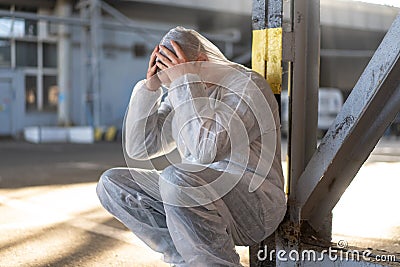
[[170, 40, 187, 61], [156, 61, 167, 71], [148, 46, 158, 68], [149, 64, 157, 74], [159, 45, 178, 63], [155, 52, 173, 68], [146, 64, 158, 80]]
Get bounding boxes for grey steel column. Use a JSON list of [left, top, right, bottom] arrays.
[[90, 0, 101, 127], [288, 0, 320, 208], [250, 0, 283, 266], [79, 2, 90, 125], [56, 0, 72, 125], [275, 1, 322, 266]]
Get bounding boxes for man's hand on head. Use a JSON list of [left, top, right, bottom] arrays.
[[155, 40, 202, 82], [145, 46, 163, 91]]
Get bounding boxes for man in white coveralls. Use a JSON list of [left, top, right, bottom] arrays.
[[96, 26, 287, 267]]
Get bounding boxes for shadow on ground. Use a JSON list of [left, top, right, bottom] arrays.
[[0, 141, 125, 188]]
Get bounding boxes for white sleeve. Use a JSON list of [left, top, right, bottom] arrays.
[[168, 73, 259, 164], [124, 80, 176, 160]]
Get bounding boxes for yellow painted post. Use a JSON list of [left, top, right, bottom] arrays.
[[250, 1, 283, 266], [251, 29, 268, 77], [252, 28, 283, 94]]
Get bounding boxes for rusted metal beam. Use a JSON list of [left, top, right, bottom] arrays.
[[296, 14, 400, 230], [274, 1, 322, 266], [250, 0, 283, 266]]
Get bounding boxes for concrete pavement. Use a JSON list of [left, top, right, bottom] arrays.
[[0, 139, 399, 266]]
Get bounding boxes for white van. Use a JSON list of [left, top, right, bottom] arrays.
[[280, 88, 343, 136]]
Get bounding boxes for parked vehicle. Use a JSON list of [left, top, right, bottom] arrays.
[[280, 88, 344, 137]]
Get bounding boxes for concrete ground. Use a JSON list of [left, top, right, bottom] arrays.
[[0, 138, 399, 266]]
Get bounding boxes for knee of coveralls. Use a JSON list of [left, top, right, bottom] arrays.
[[159, 164, 221, 209]]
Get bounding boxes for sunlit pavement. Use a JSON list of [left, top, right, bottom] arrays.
[[0, 139, 399, 266], [333, 162, 400, 252], [332, 140, 400, 253], [0, 182, 252, 267]]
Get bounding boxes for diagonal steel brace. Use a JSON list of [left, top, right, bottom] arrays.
[[295, 13, 400, 230]]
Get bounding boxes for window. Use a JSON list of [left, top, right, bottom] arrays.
[[0, 17, 24, 37], [0, 39, 11, 67], [0, 17, 36, 37], [16, 41, 38, 67], [25, 75, 37, 111], [43, 75, 58, 111], [2, 15, 57, 113], [24, 19, 37, 36], [25, 75, 59, 112], [43, 43, 57, 68]]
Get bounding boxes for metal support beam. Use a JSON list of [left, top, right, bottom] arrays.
[[251, 0, 283, 94], [79, 3, 90, 125], [0, 9, 90, 26], [250, 0, 322, 265], [98, 0, 156, 43], [250, 0, 283, 266], [274, 1, 322, 266], [56, 0, 72, 125], [89, 0, 101, 127], [0, 6, 241, 43], [296, 14, 400, 230], [288, 0, 320, 206]]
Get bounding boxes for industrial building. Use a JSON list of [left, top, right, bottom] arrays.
[[0, 0, 398, 137], [0, 1, 399, 266]]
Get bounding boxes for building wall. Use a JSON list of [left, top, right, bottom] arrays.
[[0, 13, 163, 135], [69, 26, 154, 128], [1, 0, 399, 136], [97, 28, 152, 128]]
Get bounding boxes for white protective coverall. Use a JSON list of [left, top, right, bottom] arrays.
[[96, 26, 287, 267]]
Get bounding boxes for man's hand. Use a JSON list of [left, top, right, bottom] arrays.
[[155, 40, 200, 82], [145, 46, 162, 91]]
